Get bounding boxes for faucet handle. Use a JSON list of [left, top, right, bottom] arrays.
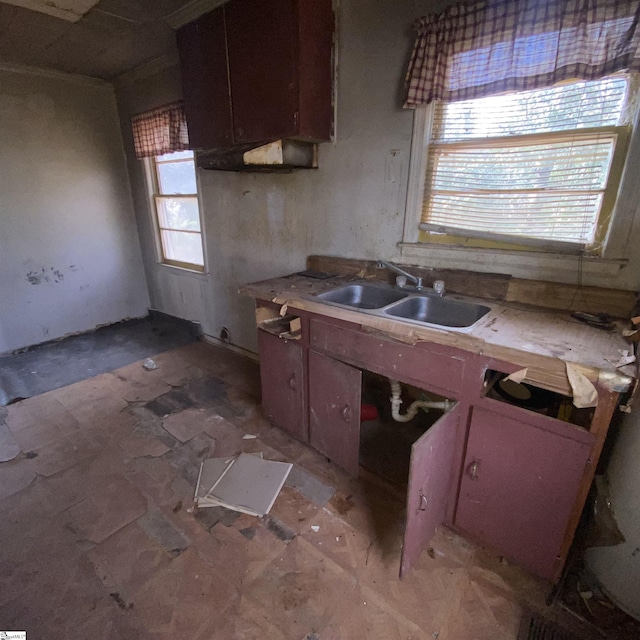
[[433, 280, 445, 296]]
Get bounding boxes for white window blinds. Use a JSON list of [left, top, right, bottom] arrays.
[[421, 77, 629, 250]]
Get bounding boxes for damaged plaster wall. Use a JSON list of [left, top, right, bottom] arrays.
[[117, 0, 427, 353], [0, 66, 149, 354], [117, 0, 640, 354]]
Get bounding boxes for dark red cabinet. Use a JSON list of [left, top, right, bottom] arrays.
[[253, 302, 609, 581], [257, 330, 306, 442], [176, 8, 233, 149], [454, 402, 594, 579], [401, 403, 461, 576], [176, 0, 334, 149], [308, 349, 362, 475]]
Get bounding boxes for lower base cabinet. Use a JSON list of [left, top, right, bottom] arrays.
[[308, 349, 362, 475], [258, 329, 306, 442], [454, 403, 594, 579], [255, 305, 609, 581]]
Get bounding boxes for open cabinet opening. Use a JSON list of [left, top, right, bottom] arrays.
[[359, 371, 452, 488], [483, 369, 594, 429]]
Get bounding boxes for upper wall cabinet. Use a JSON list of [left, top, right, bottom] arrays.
[[177, 0, 334, 149], [177, 8, 234, 149]]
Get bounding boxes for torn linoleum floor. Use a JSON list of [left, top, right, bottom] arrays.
[[0, 315, 196, 406], [0, 342, 590, 639]]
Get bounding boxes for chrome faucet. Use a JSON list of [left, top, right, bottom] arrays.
[[376, 260, 423, 291]]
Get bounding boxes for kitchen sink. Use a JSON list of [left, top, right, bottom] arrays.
[[384, 296, 490, 328], [316, 284, 408, 309]]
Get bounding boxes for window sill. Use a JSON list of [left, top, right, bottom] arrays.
[[397, 242, 628, 287], [157, 261, 209, 277]]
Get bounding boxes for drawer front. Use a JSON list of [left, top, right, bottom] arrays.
[[309, 318, 466, 395]]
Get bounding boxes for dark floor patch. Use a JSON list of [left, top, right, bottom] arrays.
[[331, 494, 355, 515], [285, 465, 335, 507], [182, 376, 227, 406], [195, 506, 241, 531], [110, 592, 131, 610], [264, 515, 296, 543], [145, 389, 194, 417], [164, 433, 216, 485], [126, 411, 179, 451], [0, 316, 196, 406], [239, 527, 256, 540], [137, 508, 190, 556], [518, 611, 583, 640], [24, 451, 38, 459]]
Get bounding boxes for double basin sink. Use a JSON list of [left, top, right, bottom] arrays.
[[315, 283, 490, 330]]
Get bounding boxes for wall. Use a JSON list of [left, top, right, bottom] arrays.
[[586, 409, 640, 620], [0, 66, 149, 354], [116, 0, 640, 354]]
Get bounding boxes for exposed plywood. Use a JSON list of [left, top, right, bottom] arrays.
[[2, 0, 100, 22]]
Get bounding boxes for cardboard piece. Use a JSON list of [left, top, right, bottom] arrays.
[[566, 363, 598, 408], [504, 368, 528, 384]]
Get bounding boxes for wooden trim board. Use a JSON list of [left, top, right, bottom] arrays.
[[306, 255, 637, 317]]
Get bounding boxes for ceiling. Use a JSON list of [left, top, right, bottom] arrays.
[[0, 0, 211, 79]]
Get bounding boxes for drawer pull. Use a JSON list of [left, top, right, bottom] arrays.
[[341, 405, 352, 423], [288, 374, 296, 390], [468, 459, 480, 480]]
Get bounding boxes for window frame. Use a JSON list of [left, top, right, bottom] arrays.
[[146, 151, 207, 274], [403, 81, 632, 257]]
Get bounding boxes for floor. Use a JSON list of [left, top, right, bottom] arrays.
[[0, 342, 601, 639], [0, 315, 196, 406]]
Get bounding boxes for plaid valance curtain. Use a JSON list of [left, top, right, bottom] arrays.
[[131, 101, 189, 159], [405, 0, 640, 107]]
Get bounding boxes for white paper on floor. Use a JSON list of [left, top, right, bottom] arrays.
[[194, 452, 292, 516]]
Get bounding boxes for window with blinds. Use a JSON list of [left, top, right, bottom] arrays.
[[421, 76, 630, 252]]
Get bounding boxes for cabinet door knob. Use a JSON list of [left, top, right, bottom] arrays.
[[468, 459, 480, 480], [288, 374, 296, 390], [341, 405, 352, 423]]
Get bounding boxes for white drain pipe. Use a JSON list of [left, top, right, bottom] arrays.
[[388, 379, 453, 423]]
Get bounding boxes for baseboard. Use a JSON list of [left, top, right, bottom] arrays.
[[200, 333, 259, 363]]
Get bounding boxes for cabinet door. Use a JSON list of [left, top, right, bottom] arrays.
[[308, 350, 361, 475], [455, 406, 593, 579], [176, 8, 234, 148], [225, 0, 297, 143], [401, 404, 461, 577], [258, 330, 306, 442]]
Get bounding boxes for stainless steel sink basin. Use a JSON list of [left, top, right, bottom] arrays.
[[316, 284, 408, 309], [384, 296, 490, 328]]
